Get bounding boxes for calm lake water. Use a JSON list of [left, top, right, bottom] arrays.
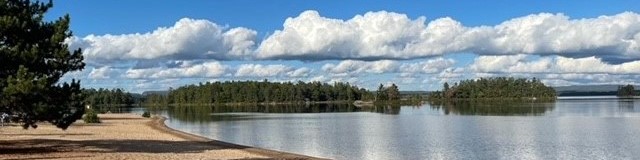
[[151, 99, 640, 159]]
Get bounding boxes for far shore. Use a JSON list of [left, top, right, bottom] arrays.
[[141, 100, 356, 107], [0, 113, 325, 160]]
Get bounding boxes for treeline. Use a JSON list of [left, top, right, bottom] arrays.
[[83, 88, 136, 106], [429, 77, 556, 100], [144, 80, 374, 105], [617, 84, 637, 97]]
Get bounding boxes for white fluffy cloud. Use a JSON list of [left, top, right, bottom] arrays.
[[235, 64, 287, 77], [70, 11, 640, 63], [471, 55, 640, 74], [234, 64, 311, 77], [399, 57, 455, 74], [322, 60, 398, 75], [288, 67, 312, 77], [68, 18, 257, 63], [258, 11, 640, 62], [321, 58, 454, 76], [125, 61, 227, 79], [88, 66, 115, 79]]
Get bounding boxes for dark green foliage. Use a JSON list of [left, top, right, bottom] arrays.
[[83, 109, 100, 123], [141, 111, 151, 118], [428, 100, 555, 116], [376, 84, 388, 101], [143, 80, 373, 105], [375, 83, 400, 101], [387, 84, 400, 101], [617, 84, 636, 97], [429, 77, 556, 100], [0, 0, 85, 129], [165, 103, 406, 122], [83, 88, 136, 106]]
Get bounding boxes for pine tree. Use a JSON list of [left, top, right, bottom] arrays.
[[617, 84, 636, 97], [387, 83, 400, 101], [0, 0, 85, 129], [376, 84, 387, 101]]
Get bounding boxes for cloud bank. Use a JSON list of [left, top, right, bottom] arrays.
[[70, 11, 640, 63], [258, 11, 640, 62], [471, 55, 640, 74], [68, 18, 257, 64]]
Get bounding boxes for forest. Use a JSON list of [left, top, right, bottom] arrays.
[[83, 88, 137, 106], [143, 80, 379, 105], [428, 77, 557, 100]]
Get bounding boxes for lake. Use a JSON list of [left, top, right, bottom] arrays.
[[150, 99, 640, 159]]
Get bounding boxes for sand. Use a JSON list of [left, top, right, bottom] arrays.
[[0, 113, 322, 160]]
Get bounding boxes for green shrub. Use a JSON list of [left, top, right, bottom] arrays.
[[83, 109, 100, 123], [142, 111, 151, 118]]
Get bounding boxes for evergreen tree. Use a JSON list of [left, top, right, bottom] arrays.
[[82, 88, 136, 106], [376, 84, 387, 101], [0, 0, 85, 129], [617, 84, 636, 97], [429, 77, 556, 100], [143, 80, 371, 105], [387, 83, 400, 101], [443, 82, 450, 94]]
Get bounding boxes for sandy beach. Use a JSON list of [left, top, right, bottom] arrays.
[[0, 113, 322, 160]]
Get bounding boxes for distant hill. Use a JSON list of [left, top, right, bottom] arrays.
[[554, 85, 640, 96], [142, 90, 169, 96], [399, 91, 429, 95]]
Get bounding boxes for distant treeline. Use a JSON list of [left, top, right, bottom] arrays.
[[144, 80, 375, 105], [557, 91, 617, 96], [429, 77, 556, 100], [83, 88, 136, 106]]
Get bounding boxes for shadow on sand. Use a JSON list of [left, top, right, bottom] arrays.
[[0, 116, 323, 159], [0, 139, 243, 154]]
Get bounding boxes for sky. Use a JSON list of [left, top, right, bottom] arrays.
[[48, 0, 640, 93]]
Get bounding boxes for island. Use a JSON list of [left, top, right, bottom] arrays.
[[617, 84, 639, 98], [142, 80, 385, 105], [428, 77, 557, 100]]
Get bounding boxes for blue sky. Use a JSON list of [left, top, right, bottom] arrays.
[[50, 0, 640, 93]]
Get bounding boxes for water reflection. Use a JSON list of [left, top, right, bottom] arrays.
[[152, 100, 562, 123], [618, 100, 635, 110], [428, 100, 555, 116], [158, 99, 640, 159], [154, 103, 407, 122]]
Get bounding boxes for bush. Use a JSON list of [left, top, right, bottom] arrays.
[[83, 109, 100, 123], [142, 111, 151, 118]]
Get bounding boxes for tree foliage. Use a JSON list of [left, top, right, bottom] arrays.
[[82, 109, 100, 123], [143, 80, 373, 105], [375, 83, 400, 101], [429, 77, 556, 100], [83, 88, 135, 106], [0, 0, 85, 129], [617, 84, 636, 97]]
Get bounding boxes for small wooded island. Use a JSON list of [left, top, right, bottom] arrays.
[[142, 80, 393, 105], [428, 77, 557, 100], [617, 84, 638, 97]]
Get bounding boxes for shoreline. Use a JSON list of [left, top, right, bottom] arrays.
[[150, 115, 326, 159], [0, 113, 325, 159]]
